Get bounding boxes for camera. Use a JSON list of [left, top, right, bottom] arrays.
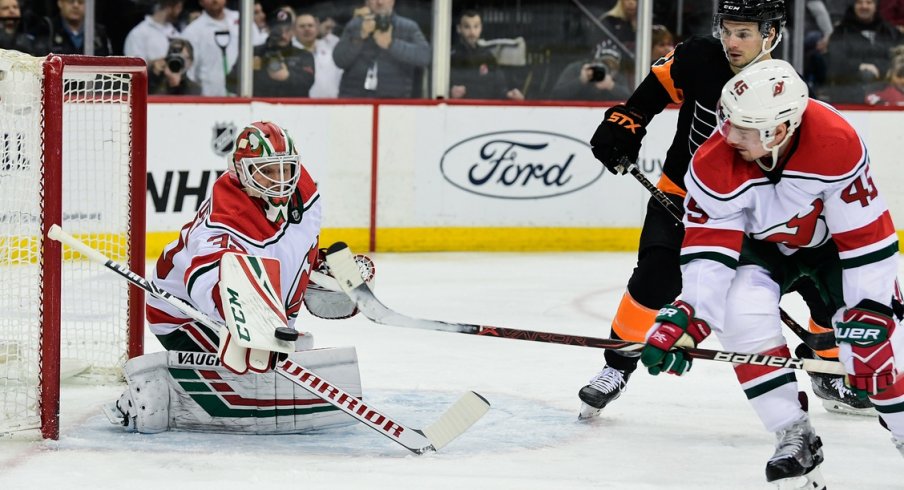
[[165, 39, 189, 74], [374, 14, 391, 32], [263, 36, 285, 71], [589, 63, 608, 82]]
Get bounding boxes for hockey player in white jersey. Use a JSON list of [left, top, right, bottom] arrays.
[[107, 120, 373, 434], [640, 60, 904, 488]]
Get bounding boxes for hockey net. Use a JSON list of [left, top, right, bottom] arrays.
[[0, 51, 146, 439]]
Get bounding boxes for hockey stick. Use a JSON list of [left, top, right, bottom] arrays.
[[323, 242, 845, 375], [46, 225, 489, 454], [621, 161, 838, 351]]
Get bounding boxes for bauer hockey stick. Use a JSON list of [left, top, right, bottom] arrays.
[[47, 225, 489, 454], [619, 160, 838, 351], [322, 242, 845, 375]]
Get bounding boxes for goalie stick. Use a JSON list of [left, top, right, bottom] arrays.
[[46, 225, 489, 454], [323, 242, 846, 375], [619, 160, 838, 351]]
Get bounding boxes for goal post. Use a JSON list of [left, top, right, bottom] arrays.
[[0, 51, 147, 440]]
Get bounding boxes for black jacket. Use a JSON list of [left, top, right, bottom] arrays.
[[449, 39, 510, 99], [0, 27, 39, 55], [249, 42, 315, 98], [827, 7, 900, 103], [33, 16, 111, 56]]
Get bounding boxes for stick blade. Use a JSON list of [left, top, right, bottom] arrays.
[[421, 391, 490, 450]]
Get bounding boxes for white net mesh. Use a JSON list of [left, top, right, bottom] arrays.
[[0, 51, 137, 436]]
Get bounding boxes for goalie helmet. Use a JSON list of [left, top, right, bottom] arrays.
[[228, 121, 301, 223], [712, 0, 786, 39], [717, 59, 808, 169]]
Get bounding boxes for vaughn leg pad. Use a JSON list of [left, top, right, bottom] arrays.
[[117, 347, 361, 434]]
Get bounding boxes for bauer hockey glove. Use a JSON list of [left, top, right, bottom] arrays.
[[641, 301, 712, 376], [589, 104, 647, 175], [835, 300, 898, 398]]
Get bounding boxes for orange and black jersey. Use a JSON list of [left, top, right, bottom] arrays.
[[626, 36, 735, 193]]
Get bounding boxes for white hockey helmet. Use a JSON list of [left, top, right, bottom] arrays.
[[717, 59, 808, 168], [227, 121, 301, 223]]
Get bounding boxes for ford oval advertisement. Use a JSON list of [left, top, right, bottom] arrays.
[[440, 130, 603, 200]]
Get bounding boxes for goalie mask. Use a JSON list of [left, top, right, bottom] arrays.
[[228, 121, 301, 223], [713, 0, 786, 66], [717, 59, 808, 171]]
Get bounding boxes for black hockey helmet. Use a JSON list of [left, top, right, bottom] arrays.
[[712, 0, 786, 39]]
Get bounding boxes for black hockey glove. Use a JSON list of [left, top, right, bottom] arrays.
[[589, 104, 647, 175]]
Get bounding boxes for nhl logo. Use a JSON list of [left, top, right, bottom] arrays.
[[290, 208, 302, 223], [211, 122, 238, 157]]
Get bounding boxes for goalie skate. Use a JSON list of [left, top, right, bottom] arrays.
[[765, 415, 826, 490]]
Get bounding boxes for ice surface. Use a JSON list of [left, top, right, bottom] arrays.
[[0, 253, 900, 489]]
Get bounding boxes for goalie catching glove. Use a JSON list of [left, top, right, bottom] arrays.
[[640, 301, 712, 376], [589, 104, 647, 175], [305, 247, 375, 320], [835, 299, 898, 397]]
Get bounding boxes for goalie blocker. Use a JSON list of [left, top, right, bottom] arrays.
[[106, 347, 362, 434]]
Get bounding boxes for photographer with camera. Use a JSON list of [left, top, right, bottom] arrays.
[[148, 37, 202, 95], [236, 8, 314, 98], [332, 0, 430, 98], [550, 40, 631, 101], [449, 10, 523, 100]]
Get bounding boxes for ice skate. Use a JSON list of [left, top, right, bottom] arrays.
[[810, 373, 876, 416], [578, 365, 630, 419], [765, 415, 826, 490], [795, 344, 876, 416]]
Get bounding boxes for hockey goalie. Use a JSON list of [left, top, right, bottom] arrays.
[[106, 120, 375, 434]]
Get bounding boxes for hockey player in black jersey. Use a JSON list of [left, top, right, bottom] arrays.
[[579, 0, 873, 418]]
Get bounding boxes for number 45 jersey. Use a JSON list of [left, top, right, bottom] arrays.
[[679, 99, 899, 325]]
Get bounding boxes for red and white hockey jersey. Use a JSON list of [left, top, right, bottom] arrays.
[[146, 170, 322, 341], [680, 100, 899, 331]]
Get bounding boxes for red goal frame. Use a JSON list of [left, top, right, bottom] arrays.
[[39, 55, 147, 439]]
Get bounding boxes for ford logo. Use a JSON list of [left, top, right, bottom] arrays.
[[440, 130, 603, 199]]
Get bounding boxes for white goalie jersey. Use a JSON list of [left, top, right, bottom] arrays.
[[146, 171, 322, 340], [679, 99, 899, 331]]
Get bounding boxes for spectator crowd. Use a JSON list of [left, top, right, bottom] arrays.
[[1, 0, 903, 104]]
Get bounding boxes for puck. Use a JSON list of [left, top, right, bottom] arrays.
[[274, 327, 298, 341]]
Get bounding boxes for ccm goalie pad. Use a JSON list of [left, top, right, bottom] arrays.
[[305, 248, 375, 320], [104, 347, 362, 434]]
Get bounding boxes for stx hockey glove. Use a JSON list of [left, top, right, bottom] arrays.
[[835, 300, 898, 398], [589, 104, 647, 175], [641, 301, 712, 376]]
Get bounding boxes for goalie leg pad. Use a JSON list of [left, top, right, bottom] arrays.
[[111, 347, 361, 434]]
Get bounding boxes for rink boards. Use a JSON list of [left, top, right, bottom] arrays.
[[144, 100, 903, 256]]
